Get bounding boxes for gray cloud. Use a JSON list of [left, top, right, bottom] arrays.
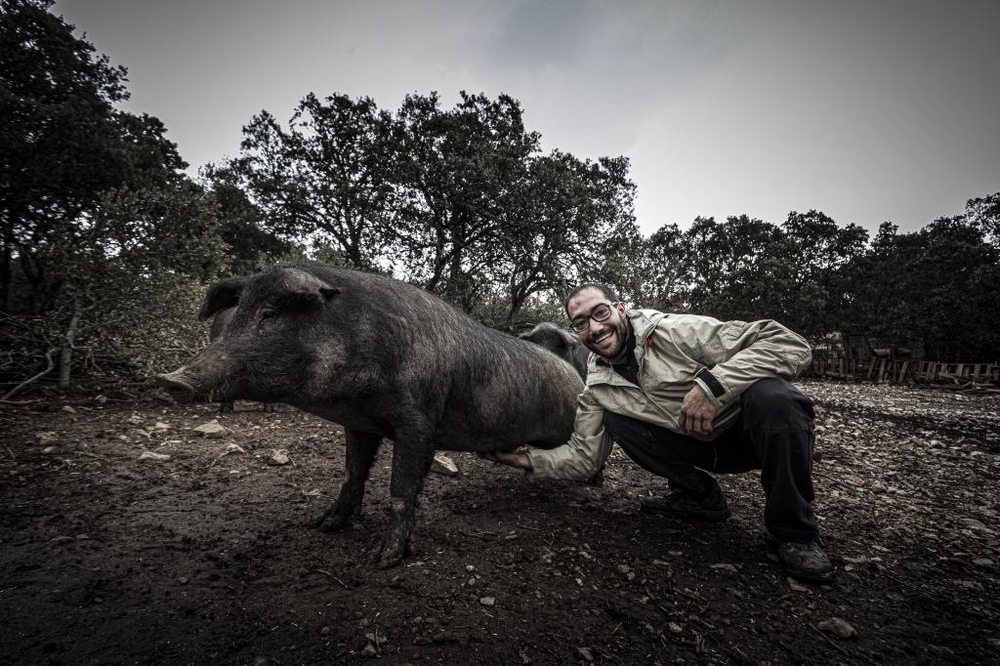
[[52, 0, 1000, 233]]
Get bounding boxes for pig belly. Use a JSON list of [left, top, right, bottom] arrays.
[[300, 403, 391, 438]]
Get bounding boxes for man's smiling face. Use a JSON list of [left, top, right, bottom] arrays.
[[566, 287, 630, 363]]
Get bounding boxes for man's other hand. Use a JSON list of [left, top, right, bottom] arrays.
[[679, 384, 717, 435], [479, 450, 533, 470]]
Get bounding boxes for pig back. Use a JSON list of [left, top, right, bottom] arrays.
[[283, 265, 584, 451]]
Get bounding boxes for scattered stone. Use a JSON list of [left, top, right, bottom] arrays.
[[972, 558, 993, 567], [577, 647, 594, 662], [479, 596, 496, 606], [35, 432, 58, 446], [139, 451, 171, 461], [269, 448, 291, 465], [193, 421, 228, 439], [41, 446, 58, 454], [818, 617, 857, 639], [960, 518, 990, 532], [787, 578, 812, 593], [667, 622, 683, 634], [709, 563, 738, 573], [224, 443, 245, 455], [95, 395, 108, 404], [154, 422, 170, 431], [842, 555, 870, 564], [431, 453, 459, 476], [62, 405, 77, 414]]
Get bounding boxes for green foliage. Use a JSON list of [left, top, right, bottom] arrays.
[[392, 91, 541, 311], [637, 222, 689, 312], [0, 0, 189, 312], [491, 152, 640, 326], [679, 215, 793, 322], [779, 210, 869, 337], [636, 200, 999, 363], [966, 192, 1000, 247], [217, 93, 398, 271], [220, 90, 641, 326], [842, 215, 1000, 361], [0, 2, 226, 394], [199, 167, 300, 274]]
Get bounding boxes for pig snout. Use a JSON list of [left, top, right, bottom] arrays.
[[156, 372, 196, 403]]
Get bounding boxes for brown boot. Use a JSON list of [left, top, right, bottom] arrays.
[[766, 534, 835, 583]]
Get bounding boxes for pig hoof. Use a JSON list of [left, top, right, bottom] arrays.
[[313, 510, 351, 532], [374, 550, 403, 569], [373, 541, 409, 569]]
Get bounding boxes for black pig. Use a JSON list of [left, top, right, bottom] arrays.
[[157, 264, 584, 568], [519, 322, 590, 379]]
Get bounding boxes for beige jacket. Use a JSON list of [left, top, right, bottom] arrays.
[[527, 309, 812, 481]]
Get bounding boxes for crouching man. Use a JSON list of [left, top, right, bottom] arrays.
[[484, 283, 834, 583]]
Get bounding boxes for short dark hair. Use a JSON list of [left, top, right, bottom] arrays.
[[563, 282, 620, 314]]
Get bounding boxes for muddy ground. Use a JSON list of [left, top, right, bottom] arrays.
[[2, 379, 999, 665]]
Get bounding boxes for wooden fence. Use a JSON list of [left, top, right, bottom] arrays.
[[810, 356, 1000, 387]]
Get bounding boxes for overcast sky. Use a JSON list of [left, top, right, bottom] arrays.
[[53, 0, 1000, 236]]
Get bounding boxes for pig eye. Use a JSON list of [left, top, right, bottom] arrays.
[[258, 309, 279, 325]]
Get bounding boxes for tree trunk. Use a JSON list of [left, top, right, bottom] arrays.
[[58, 292, 82, 389], [0, 245, 10, 312]]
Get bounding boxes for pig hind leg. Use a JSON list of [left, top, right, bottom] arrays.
[[314, 428, 381, 532], [374, 426, 436, 569]]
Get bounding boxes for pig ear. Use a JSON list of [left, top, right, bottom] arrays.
[[279, 269, 340, 308], [559, 329, 577, 348], [198, 277, 246, 320]]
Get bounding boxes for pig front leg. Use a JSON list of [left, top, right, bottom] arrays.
[[314, 428, 381, 532], [374, 428, 436, 569]]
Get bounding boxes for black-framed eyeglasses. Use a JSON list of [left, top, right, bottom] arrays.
[[570, 302, 617, 333]]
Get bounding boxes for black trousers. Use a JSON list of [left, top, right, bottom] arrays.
[[602, 378, 819, 542]]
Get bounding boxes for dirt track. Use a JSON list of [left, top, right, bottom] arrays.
[[2, 379, 998, 664]]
